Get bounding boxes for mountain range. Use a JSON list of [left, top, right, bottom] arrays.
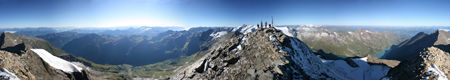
[[0, 26, 449, 80], [37, 27, 232, 65]]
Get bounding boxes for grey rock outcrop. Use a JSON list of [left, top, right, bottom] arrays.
[[387, 47, 449, 80]]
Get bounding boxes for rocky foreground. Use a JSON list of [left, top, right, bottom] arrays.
[[170, 26, 400, 80]]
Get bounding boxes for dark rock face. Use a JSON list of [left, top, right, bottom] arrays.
[[382, 30, 449, 61], [387, 47, 450, 80], [365, 55, 400, 68], [383, 30, 450, 80], [0, 32, 68, 56], [0, 43, 27, 55]]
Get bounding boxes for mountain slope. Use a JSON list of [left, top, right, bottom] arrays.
[[58, 27, 232, 65], [0, 32, 68, 57], [0, 33, 91, 80], [381, 30, 450, 80], [387, 47, 449, 80], [36, 31, 87, 48], [171, 27, 399, 80], [382, 30, 450, 61]]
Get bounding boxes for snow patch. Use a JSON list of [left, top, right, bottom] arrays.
[[358, 57, 368, 62], [143, 27, 152, 31], [275, 27, 293, 37], [233, 25, 257, 34], [237, 45, 242, 50], [4, 31, 16, 33], [269, 35, 277, 41], [427, 64, 448, 80], [0, 68, 20, 80], [210, 31, 228, 39], [31, 49, 83, 73], [183, 27, 192, 31], [348, 32, 353, 35], [320, 32, 329, 37]]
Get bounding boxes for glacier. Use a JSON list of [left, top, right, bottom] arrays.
[[210, 31, 228, 39], [31, 49, 83, 73], [274, 27, 294, 37]]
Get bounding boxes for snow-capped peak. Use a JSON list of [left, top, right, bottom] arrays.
[[31, 49, 83, 73], [232, 25, 258, 34], [210, 31, 228, 39], [274, 27, 294, 37]]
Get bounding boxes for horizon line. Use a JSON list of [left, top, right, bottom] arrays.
[[1, 24, 450, 28]]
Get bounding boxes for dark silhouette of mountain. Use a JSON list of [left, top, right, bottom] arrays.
[[382, 30, 449, 61], [378, 30, 450, 79]]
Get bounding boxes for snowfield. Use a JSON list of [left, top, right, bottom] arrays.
[[233, 25, 257, 34], [210, 31, 228, 39], [427, 64, 448, 80], [0, 68, 20, 80], [274, 27, 294, 37], [31, 49, 83, 73]]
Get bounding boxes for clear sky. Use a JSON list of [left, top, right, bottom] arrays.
[[0, 0, 450, 28]]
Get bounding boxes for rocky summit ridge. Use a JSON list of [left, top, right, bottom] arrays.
[[385, 30, 450, 80], [170, 26, 399, 80]]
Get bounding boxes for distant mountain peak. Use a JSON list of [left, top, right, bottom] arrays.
[[434, 30, 450, 45], [387, 46, 449, 80], [0, 32, 67, 56], [383, 30, 450, 61]]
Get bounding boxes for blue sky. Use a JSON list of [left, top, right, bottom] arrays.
[[0, 0, 449, 27]]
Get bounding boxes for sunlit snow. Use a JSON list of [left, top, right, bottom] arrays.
[[275, 27, 293, 37], [427, 64, 448, 80], [0, 68, 20, 80], [31, 49, 82, 73], [210, 31, 228, 39], [233, 25, 257, 34]]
